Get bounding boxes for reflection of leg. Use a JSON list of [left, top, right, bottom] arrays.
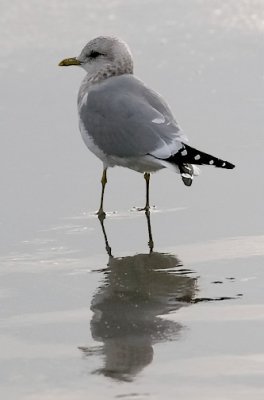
[[98, 216, 112, 257], [97, 168, 107, 218], [145, 209, 154, 253]]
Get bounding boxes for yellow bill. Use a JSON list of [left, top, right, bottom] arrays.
[[58, 57, 81, 66]]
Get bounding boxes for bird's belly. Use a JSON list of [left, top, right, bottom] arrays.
[[109, 154, 165, 173], [79, 121, 164, 173]]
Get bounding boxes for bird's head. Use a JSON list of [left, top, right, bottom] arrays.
[[59, 36, 133, 81]]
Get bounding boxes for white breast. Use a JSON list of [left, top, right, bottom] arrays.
[[79, 119, 110, 167]]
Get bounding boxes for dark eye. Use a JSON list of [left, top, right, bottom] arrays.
[[89, 51, 102, 59]]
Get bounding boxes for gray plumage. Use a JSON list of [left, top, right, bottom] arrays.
[[78, 74, 186, 159], [59, 36, 235, 214]]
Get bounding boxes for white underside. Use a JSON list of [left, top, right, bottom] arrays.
[[79, 120, 199, 176]]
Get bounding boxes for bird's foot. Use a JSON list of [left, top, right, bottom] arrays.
[[136, 206, 150, 214], [96, 209, 106, 221], [131, 205, 156, 214]]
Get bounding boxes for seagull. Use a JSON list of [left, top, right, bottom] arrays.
[[59, 36, 235, 218]]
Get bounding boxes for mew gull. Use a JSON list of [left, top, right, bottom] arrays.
[[59, 36, 235, 217]]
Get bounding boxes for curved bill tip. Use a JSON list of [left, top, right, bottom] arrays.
[[58, 57, 81, 66]]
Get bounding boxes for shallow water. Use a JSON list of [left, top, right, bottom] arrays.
[[1, 1, 264, 399]]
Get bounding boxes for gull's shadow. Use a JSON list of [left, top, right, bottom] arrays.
[[79, 213, 198, 381]]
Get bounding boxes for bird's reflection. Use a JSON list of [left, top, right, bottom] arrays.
[[79, 213, 198, 382]]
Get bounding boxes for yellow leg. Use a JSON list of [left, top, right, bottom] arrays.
[[97, 168, 107, 220], [144, 172, 150, 213], [137, 172, 151, 213]]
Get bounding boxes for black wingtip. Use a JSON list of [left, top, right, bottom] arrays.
[[179, 164, 194, 186], [223, 161, 235, 169], [175, 145, 236, 170]]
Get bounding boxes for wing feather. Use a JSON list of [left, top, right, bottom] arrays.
[[78, 75, 186, 159]]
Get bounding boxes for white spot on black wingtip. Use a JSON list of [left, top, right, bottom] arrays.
[[222, 162, 226, 167], [194, 154, 201, 160], [181, 149, 187, 156], [209, 160, 214, 165], [181, 173, 193, 179]]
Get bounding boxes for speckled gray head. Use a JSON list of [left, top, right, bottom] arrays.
[[59, 36, 133, 82]]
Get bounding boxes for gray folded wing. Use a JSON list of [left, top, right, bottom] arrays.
[[78, 74, 187, 159]]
